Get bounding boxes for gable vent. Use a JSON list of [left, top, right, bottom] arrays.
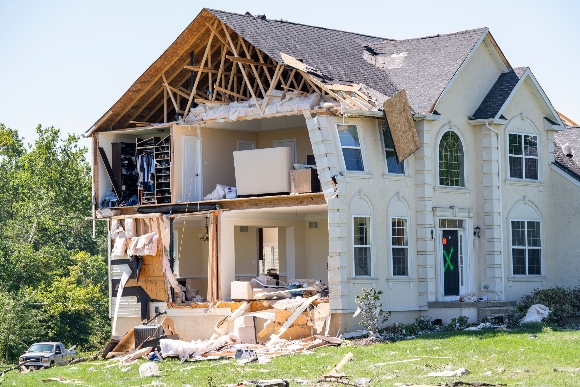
[[309, 222, 319, 229]]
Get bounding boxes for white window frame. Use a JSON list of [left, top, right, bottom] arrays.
[[436, 129, 467, 188], [507, 132, 539, 181], [389, 216, 409, 277], [352, 215, 372, 277], [509, 219, 542, 276], [380, 124, 406, 175], [335, 122, 367, 173]]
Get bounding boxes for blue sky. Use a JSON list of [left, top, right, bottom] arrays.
[[0, 0, 578, 145]]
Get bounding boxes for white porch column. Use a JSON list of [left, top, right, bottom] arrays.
[[218, 216, 236, 300], [285, 227, 296, 281]]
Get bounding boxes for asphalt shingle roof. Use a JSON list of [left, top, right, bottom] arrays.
[[472, 67, 528, 119], [209, 9, 487, 114], [554, 127, 580, 182]]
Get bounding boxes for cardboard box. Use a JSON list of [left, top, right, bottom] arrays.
[[290, 168, 321, 194]]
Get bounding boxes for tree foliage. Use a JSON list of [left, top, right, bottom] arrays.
[[0, 124, 108, 362]]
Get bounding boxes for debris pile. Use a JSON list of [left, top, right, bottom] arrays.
[[104, 294, 339, 364]]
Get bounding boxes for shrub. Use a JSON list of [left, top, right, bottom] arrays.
[[446, 316, 469, 331], [354, 288, 391, 336], [507, 286, 579, 327], [415, 315, 434, 332]]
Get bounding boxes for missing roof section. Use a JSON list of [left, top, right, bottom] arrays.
[[363, 47, 408, 70]]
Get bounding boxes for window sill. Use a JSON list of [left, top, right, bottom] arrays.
[[386, 277, 414, 282], [382, 174, 412, 186], [342, 172, 373, 180], [434, 186, 470, 197], [348, 277, 378, 282], [507, 275, 545, 282], [505, 179, 543, 189]]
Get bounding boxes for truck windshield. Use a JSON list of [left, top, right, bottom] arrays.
[[27, 344, 54, 353]]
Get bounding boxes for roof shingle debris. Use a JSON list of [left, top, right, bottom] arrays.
[[208, 9, 487, 114], [471, 67, 528, 120]]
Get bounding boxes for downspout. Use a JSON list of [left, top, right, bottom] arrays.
[[485, 122, 505, 301]]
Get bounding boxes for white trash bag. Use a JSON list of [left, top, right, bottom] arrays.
[[520, 304, 550, 323]]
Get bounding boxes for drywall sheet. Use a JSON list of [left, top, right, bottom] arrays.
[[383, 89, 419, 162]]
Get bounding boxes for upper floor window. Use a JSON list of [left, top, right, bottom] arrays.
[[438, 131, 465, 187], [337, 124, 364, 171], [508, 133, 538, 180], [353, 216, 371, 276], [382, 126, 404, 174], [391, 217, 409, 276], [511, 220, 541, 275]]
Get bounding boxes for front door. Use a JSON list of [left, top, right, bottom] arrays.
[[182, 136, 201, 202], [442, 230, 460, 297]]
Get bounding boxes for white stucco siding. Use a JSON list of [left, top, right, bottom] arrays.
[[546, 171, 580, 290], [499, 77, 558, 301], [435, 38, 503, 120], [318, 115, 420, 312]]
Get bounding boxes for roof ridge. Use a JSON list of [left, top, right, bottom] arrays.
[[392, 27, 488, 42], [206, 8, 386, 41]]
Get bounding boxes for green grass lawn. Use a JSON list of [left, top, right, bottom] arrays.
[[4, 326, 580, 386]]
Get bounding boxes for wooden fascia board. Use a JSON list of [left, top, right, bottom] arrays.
[[485, 31, 511, 71], [429, 29, 489, 114], [87, 9, 217, 135], [493, 69, 564, 127]]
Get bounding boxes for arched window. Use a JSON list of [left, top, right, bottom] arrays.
[[438, 131, 465, 187]]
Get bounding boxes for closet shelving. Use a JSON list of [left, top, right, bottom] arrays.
[[136, 135, 172, 205]]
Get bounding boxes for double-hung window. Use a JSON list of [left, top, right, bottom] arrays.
[[508, 133, 538, 180], [382, 126, 404, 174], [337, 124, 364, 171], [353, 216, 371, 276], [391, 218, 408, 276], [511, 220, 541, 275]]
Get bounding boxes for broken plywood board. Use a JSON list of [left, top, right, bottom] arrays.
[[383, 89, 419, 162]]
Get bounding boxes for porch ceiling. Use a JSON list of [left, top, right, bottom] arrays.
[[222, 203, 327, 221]]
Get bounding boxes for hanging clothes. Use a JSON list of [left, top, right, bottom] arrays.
[[138, 152, 156, 192]]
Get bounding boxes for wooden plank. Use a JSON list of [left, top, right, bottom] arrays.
[[195, 98, 228, 105], [226, 56, 275, 68], [213, 85, 248, 100], [383, 89, 419, 162], [164, 83, 190, 99], [205, 21, 229, 48], [326, 352, 354, 377], [213, 44, 227, 101], [184, 65, 219, 73], [163, 87, 167, 123], [184, 28, 216, 117], [238, 37, 267, 98], [221, 22, 260, 109], [273, 295, 320, 339], [162, 74, 179, 112], [261, 64, 283, 114]]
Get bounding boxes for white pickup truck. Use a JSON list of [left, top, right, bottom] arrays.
[[18, 342, 76, 369]]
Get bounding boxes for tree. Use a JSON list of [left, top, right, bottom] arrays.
[[0, 124, 108, 362]]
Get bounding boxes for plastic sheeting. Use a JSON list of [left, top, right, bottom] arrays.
[[160, 333, 238, 360], [521, 304, 550, 323]]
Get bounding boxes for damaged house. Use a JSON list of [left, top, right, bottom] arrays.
[[87, 8, 580, 341]]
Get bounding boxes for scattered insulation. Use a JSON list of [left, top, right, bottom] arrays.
[[185, 92, 322, 122]]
